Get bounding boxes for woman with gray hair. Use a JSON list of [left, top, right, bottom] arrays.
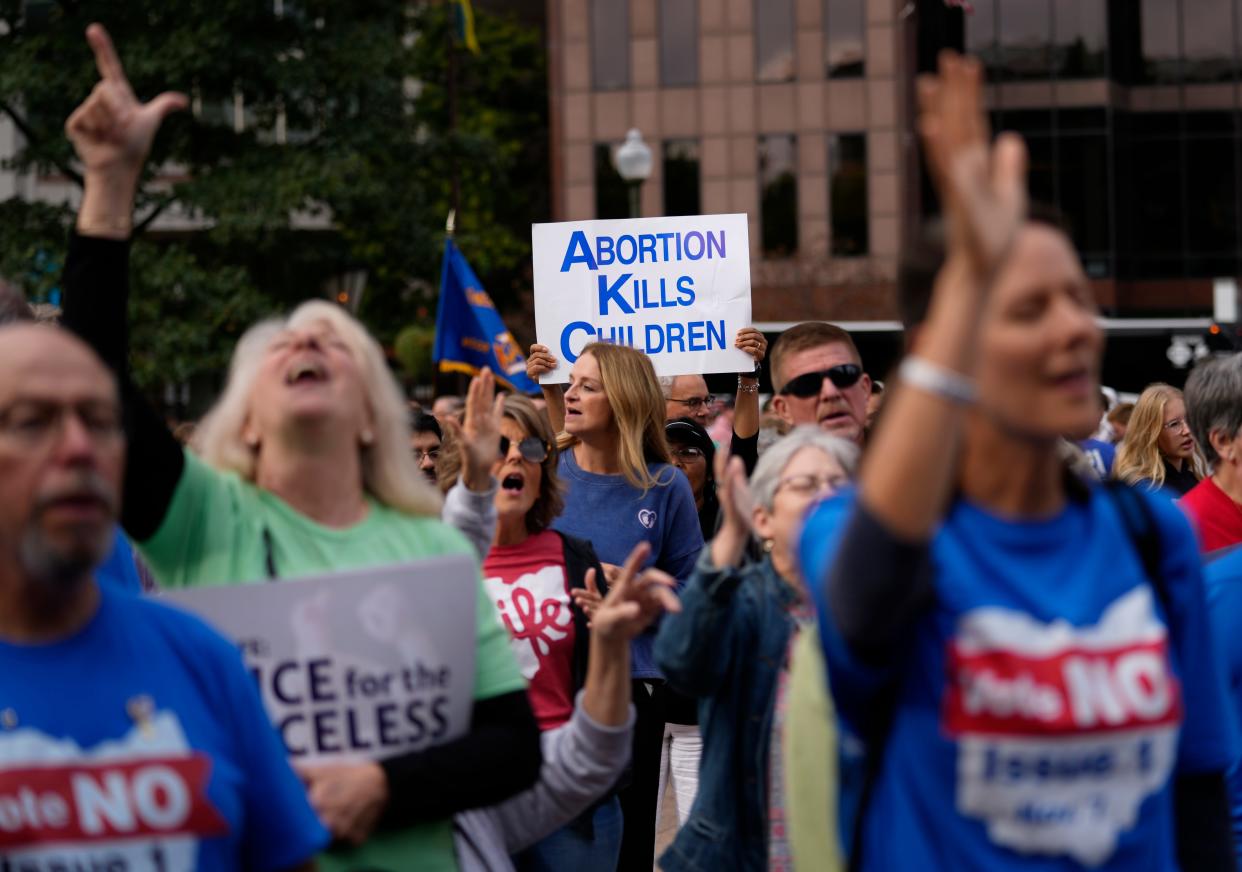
[[1182, 353, 1242, 552], [653, 426, 857, 871]]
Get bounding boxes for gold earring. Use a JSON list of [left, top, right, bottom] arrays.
[[763, 539, 774, 553]]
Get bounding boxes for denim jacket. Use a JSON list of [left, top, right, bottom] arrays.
[[653, 548, 800, 872]]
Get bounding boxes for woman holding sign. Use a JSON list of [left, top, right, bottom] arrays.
[[59, 24, 539, 872], [539, 341, 703, 870]]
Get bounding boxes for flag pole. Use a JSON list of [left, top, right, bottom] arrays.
[[446, 209, 456, 238]]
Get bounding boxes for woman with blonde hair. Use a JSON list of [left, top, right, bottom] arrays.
[[538, 340, 703, 870], [1114, 383, 1205, 495], [59, 25, 539, 872]]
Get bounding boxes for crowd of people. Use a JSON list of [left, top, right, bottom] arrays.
[[7, 25, 1242, 872]]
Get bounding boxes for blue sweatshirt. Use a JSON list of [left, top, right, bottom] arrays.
[[551, 448, 703, 679]]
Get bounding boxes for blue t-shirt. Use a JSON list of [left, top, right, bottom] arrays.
[[1079, 439, 1116, 479], [1203, 547, 1242, 864], [0, 585, 328, 869], [97, 527, 142, 594], [551, 448, 704, 678], [801, 486, 1235, 871]]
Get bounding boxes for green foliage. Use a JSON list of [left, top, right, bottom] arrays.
[[0, 0, 546, 397], [393, 323, 436, 384]]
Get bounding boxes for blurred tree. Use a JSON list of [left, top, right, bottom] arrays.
[[0, 0, 546, 398]]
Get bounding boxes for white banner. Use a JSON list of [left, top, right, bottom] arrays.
[[532, 214, 753, 382], [162, 556, 477, 763]]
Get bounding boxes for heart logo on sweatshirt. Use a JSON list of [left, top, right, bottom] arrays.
[[637, 509, 657, 529]]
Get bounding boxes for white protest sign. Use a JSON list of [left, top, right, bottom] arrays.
[[162, 555, 477, 764], [533, 213, 753, 381]]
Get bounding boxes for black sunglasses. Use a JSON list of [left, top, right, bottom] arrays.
[[779, 364, 863, 398], [499, 435, 550, 463]]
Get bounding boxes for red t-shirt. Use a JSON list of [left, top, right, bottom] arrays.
[[1180, 476, 1242, 553], [483, 530, 576, 731]]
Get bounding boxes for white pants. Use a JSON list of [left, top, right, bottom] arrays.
[[656, 722, 702, 829]]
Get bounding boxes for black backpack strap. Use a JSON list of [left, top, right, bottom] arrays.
[[1104, 481, 1171, 617]]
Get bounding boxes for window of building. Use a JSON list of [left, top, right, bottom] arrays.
[[592, 0, 630, 90], [759, 135, 798, 257], [829, 134, 868, 256], [824, 0, 865, 78], [965, 0, 998, 76], [1053, 0, 1108, 78], [1057, 134, 1111, 275], [663, 140, 701, 216], [756, 0, 796, 83], [997, 0, 1052, 79], [1116, 127, 1184, 278], [1185, 136, 1238, 274], [595, 143, 630, 219], [1140, 0, 1181, 83], [1182, 0, 1235, 83], [660, 0, 698, 87]]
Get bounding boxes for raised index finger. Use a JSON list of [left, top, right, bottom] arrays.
[[86, 23, 127, 84]]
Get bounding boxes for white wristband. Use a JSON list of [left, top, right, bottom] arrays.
[[898, 356, 977, 405]]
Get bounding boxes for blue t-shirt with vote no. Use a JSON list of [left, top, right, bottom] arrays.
[[0, 585, 328, 869], [801, 486, 1234, 871]]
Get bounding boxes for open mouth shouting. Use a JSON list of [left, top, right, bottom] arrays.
[[501, 470, 526, 494], [285, 359, 329, 386]]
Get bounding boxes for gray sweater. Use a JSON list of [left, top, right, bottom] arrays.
[[441, 478, 497, 560], [453, 693, 635, 871]]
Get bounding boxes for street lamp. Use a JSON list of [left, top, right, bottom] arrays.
[[614, 128, 653, 218]]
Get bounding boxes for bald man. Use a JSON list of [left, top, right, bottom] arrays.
[[0, 322, 325, 868]]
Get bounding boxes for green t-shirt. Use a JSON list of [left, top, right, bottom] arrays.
[[142, 451, 526, 872]]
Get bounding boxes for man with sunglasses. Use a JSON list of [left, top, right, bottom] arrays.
[[769, 322, 872, 446]]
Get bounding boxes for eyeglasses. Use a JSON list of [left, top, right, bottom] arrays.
[[0, 400, 122, 451], [779, 364, 864, 398], [671, 445, 706, 462], [1162, 418, 1190, 433], [775, 473, 846, 497], [415, 448, 441, 464], [500, 435, 550, 463], [669, 395, 714, 411]]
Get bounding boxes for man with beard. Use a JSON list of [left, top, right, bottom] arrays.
[[0, 322, 326, 869], [768, 321, 872, 446]]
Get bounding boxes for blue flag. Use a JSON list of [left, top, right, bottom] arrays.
[[434, 238, 540, 394]]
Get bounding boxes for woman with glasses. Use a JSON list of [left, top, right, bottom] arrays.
[[1114, 384, 1205, 496], [654, 427, 857, 872], [802, 53, 1233, 870], [666, 418, 719, 538], [478, 395, 618, 870]]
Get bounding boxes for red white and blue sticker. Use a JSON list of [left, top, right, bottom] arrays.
[[0, 712, 227, 870], [943, 586, 1182, 866]]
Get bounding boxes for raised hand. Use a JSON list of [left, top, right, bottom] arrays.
[[710, 455, 755, 569], [916, 51, 1026, 281], [444, 368, 506, 492], [589, 542, 680, 644], [734, 327, 767, 369], [65, 24, 187, 182], [526, 344, 558, 381], [570, 567, 604, 625]]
